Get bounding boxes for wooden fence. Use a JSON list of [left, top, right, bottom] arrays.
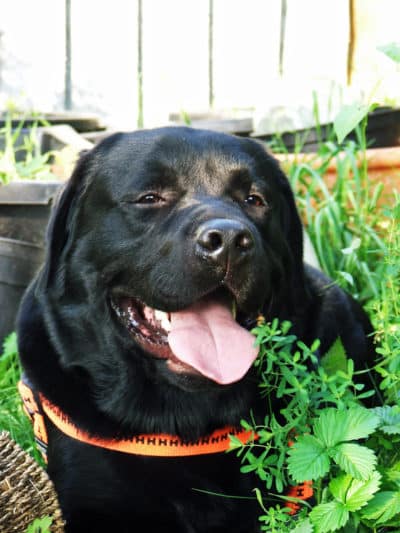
[[0, 0, 399, 131]]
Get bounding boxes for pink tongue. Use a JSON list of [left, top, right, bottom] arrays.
[[168, 300, 259, 384]]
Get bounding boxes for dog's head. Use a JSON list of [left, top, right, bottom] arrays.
[[37, 127, 305, 394]]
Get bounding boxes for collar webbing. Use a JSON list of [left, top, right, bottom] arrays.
[[18, 378, 256, 457], [41, 395, 256, 457]]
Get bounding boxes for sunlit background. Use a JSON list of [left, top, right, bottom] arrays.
[[1, 0, 400, 133]]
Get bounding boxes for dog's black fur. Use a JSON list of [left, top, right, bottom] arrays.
[[17, 127, 375, 532]]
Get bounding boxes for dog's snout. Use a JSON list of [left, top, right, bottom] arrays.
[[195, 219, 254, 268]]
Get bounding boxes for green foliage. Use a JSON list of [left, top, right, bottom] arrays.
[[258, 503, 295, 532], [287, 139, 388, 303], [0, 113, 57, 184], [361, 491, 400, 525], [320, 338, 348, 374], [179, 109, 192, 125], [0, 333, 40, 463], [377, 42, 400, 63], [25, 516, 53, 533], [333, 104, 370, 145], [369, 196, 400, 404], [235, 127, 400, 530], [308, 472, 381, 532], [234, 312, 400, 531], [288, 407, 379, 482]]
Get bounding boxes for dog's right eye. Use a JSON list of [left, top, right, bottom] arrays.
[[135, 193, 165, 205]]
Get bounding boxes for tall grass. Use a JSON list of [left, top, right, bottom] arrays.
[[285, 136, 388, 303], [369, 194, 400, 403]]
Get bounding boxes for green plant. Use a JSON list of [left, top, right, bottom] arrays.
[[25, 516, 53, 533], [231, 89, 400, 530], [0, 332, 39, 462], [275, 42, 400, 304], [232, 290, 400, 531], [370, 197, 400, 404], [0, 113, 57, 184], [286, 92, 392, 303]]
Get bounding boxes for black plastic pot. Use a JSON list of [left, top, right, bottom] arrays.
[[255, 107, 400, 152], [0, 180, 62, 344], [169, 112, 253, 137], [0, 237, 44, 343], [0, 181, 61, 245]]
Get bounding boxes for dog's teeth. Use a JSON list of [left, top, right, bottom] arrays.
[[127, 307, 140, 327], [143, 306, 155, 323], [154, 309, 172, 332]]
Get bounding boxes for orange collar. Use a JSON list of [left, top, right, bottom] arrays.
[[18, 379, 256, 458], [41, 395, 256, 457], [18, 378, 313, 513]]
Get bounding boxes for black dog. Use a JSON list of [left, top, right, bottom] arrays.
[[17, 127, 375, 532]]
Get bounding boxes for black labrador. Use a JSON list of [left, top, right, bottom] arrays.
[[17, 127, 375, 532]]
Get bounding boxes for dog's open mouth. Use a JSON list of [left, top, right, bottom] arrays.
[[111, 290, 259, 385]]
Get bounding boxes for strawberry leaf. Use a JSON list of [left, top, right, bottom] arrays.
[[310, 500, 349, 532], [287, 435, 330, 482], [314, 407, 379, 447], [329, 472, 381, 512], [345, 471, 381, 512], [330, 443, 377, 480], [362, 491, 400, 524], [337, 407, 380, 441], [313, 409, 342, 447], [289, 518, 313, 532], [373, 405, 400, 435], [329, 474, 350, 504], [329, 471, 381, 512]]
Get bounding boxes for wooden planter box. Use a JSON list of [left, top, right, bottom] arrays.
[[0, 181, 62, 343], [0, 112, 105, 134]]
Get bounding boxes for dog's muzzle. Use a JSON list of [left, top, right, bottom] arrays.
[[195, 218, 255, 271]]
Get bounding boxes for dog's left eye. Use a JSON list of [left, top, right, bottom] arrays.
[[244, 194, 265, 207], [136, 193, 165, 205]]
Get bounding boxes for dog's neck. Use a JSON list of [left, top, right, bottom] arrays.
[[18, 377, 256, 459]]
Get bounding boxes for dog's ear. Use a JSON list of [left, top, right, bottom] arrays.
[[243, 139, 304, 266], [277, 168, 304, 266], [244, 139, 308, 313], [269, 157, 307, 303], [36, 151, 93, 290]]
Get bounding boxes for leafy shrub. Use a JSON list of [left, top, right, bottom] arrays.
[[230, 101, 400, 531]]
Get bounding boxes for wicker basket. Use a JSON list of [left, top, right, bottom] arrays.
[[0, 432, 64, 532]]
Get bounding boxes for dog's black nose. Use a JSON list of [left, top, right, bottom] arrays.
[[195, 219, 254, 268]]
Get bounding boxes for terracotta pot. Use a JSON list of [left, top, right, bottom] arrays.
[[275, 146, 400, 206]]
